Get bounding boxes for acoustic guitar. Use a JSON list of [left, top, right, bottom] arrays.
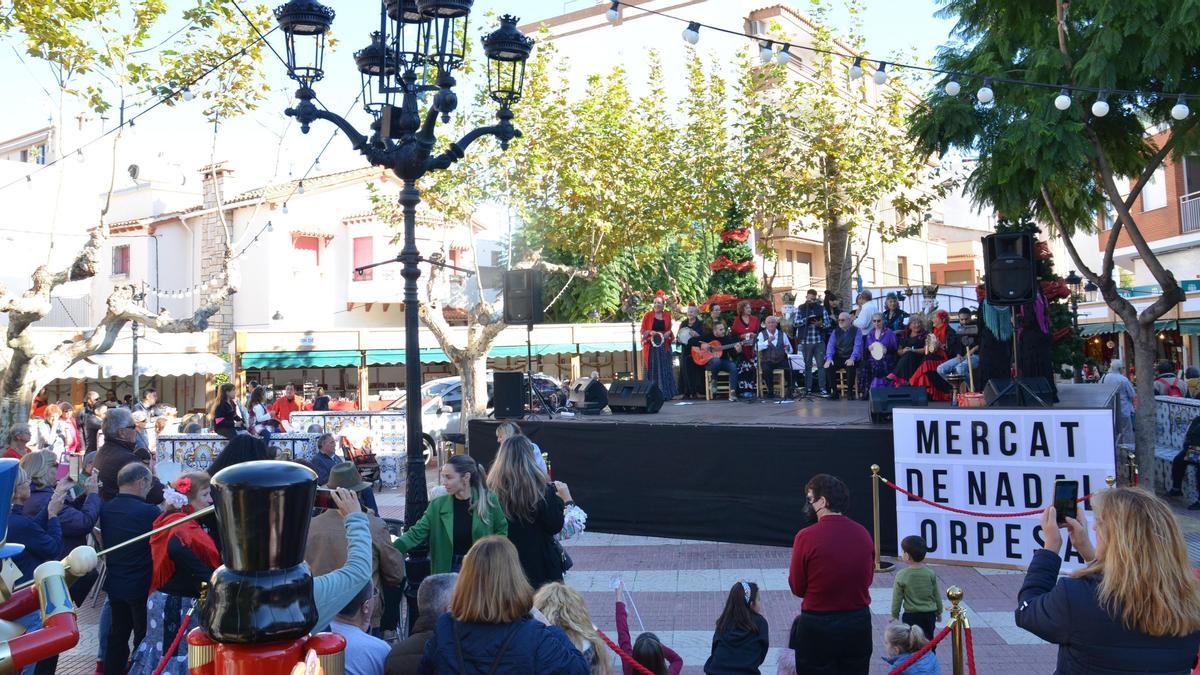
[[692, 338, 751, 366]]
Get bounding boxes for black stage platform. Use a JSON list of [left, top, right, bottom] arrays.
[[466, 383, 1117, 554]]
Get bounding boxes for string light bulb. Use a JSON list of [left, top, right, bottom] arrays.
[[759, 41, 773, 64], [267, 220, 274, 232], [181, 86, 194, 102], [1171, 95, 1190, 121], [774, 45, 791, 66], [1054, 88, 1072, 110], [681, 22, 700, 45], [281, 203, 288, 215], [76, 149, 85, 163], [298, 181, 305, 194], [873, 62, 888, 85], [1091, 90, 1110, 117], [849, 57, 863, 80], [976, 79, 994, 104], [606, 1, 619, 22], [944, 80, 960, 96]]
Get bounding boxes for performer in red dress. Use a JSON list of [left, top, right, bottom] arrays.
[[909, 310, 955, 402], [640, 292, 678, 399], [730, 301, 760, 399]]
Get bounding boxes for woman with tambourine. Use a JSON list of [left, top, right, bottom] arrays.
[[641, 291, 679, 400]]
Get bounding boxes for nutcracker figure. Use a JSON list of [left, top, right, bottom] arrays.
[[187, 460, 345, 675]]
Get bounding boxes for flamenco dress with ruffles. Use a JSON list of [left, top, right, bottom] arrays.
[[909, 324, 954, 402]]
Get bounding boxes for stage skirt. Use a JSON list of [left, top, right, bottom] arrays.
[[647, 343, 679, 399], [129, 592, 196, 675], [910, 357, 950, 402]]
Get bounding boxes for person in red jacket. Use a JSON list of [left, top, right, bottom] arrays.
[[614, 580, 682, 675], [268, 382, 304, 427], [787, 473, 875, 674]]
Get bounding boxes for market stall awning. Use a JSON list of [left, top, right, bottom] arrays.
[[240, 350, 361, 369], [62, 352, 232, 379], [1080, 322, 1124, 337], [365, 343, 585, 366], [1155, 318, 1200, 334], [577, 341, 635, 354]]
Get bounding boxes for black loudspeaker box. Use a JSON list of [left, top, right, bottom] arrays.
[[503, 269, 545, 325], [607, 380, 664, 414], [982, 232, 1036, 306], [869, 386, 928, 424], [567, 377, 609, 414], [492, 371, 525, 419], [984, 377, 1053, 408]]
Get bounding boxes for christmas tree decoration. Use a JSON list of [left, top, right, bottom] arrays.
[[708, 204, 760, 300]]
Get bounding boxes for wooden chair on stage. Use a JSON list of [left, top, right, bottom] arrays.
[[756, 368, 787, 398], [834, 369, 859, 400], [704, 370, 732, 400]]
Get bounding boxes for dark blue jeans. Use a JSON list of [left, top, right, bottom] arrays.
[[706, 358, 738, 392]]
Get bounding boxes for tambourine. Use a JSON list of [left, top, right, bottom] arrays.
[[925, 333, 941, 353], [677, 326, 698, 345], [650, 332, 665, 348], [869, 341, 886, 361]]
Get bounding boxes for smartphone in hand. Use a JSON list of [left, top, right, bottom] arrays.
[[1053, 479, 1079, 526], [313, 488, 337, 511]]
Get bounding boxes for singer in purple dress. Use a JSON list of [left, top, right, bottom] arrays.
[[860, 313, 899, 393]]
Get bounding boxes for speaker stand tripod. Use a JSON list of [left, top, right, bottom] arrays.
[[524, 322, 562, 420]]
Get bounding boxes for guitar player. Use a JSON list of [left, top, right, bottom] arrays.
[[696, 323, 742, 401]]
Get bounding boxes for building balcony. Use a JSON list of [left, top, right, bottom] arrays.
[[1182, 191, 1200, 234]]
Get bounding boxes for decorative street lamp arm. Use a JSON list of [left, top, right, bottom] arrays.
[[427, 117, 522, 171], [285, 95, 371, 153]]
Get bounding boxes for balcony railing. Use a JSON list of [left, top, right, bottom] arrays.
[[1182, 191, 1200, 234]]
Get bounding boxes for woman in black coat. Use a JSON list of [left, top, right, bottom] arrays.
[[1016, 488, 1200, 674], [487, 434, 569, 589]]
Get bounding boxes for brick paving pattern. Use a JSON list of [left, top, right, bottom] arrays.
[[51, 474, 1200, 674]]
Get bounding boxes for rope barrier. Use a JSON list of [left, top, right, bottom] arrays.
[[151, 602, 197, 675], [964, 625, 977, 675], [880, 476, 1093, 518], [596, 628, 657, 675], [887, 623, 953, 675]]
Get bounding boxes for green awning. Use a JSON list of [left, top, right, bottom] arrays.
[[365, 348, 449, 366], [240, 350, 361, 369], [577, 341, 635, 354], [366, 343, 604, 366], [1080, 323, 1124, 337]]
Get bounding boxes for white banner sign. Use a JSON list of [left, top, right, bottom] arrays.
[[893, 408, 1115, 570]]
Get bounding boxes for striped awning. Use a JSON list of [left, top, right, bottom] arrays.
[[240, 350, 361, 369], [1079, 323, 1124, 337]]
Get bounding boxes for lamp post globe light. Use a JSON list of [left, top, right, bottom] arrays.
[[273, 0, 533, 626]]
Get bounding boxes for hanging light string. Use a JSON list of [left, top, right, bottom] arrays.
[[604, 0, 1193, 118], [0, 26, 281, 195]]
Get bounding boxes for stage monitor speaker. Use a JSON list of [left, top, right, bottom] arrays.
[[493, 371, 525, 419], [607, 380, 663, 414], [982, 232, 1036, 306], [868, 386, 928, 424], [567, 377, 609, 414], [984, 377, 1053, 408], [503, 269, 545, 325]]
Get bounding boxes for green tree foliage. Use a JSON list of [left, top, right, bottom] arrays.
[[908, 0, 1200, 480], [1, 0, 274, 118]]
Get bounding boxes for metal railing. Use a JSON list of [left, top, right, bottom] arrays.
[[1182, 191, 1200, 234]]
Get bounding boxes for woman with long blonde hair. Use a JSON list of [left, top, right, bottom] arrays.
[[419, 536, 588, 674], [534, 582, 611, 675], [488, 435, 573, 588], [1017, 487, 1200, 673]]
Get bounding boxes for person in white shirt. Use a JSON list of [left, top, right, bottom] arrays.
[[852, 290, 880, 332], [1101, 359, 1136, 447], [329, 583, 390, 675], [756, 315, 796, 398]]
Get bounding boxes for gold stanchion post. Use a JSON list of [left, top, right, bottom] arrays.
[[1105, 475, 1116, 489], [870, 465, 894, 572], [948, 586, 965, 675], [1127, 452, 1138, 485]]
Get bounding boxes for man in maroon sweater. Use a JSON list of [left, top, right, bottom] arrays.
[[787, 473, 875, 674]]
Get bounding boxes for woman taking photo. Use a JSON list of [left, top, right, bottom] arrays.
[[393, 454, 506, 574], [1017, 488, 1200, 673], [488, 435, 569, 588], [130, 472, 220, 674], [640, 292, 678, 400], [419, 535, 588, 674], [211, 383, 243, 439]]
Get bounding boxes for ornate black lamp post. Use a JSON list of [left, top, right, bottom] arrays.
[[1065, 270, 1083, 382], [273, 0, 533, 627]]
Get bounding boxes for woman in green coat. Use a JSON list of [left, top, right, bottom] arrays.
[[393, 454, 507, 573]]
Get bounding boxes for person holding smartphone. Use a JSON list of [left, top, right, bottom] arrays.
[[1016, 488, 1200, 672]]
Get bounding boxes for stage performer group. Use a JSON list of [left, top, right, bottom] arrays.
[[638, 282, 1057, 405]]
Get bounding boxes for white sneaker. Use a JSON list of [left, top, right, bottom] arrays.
[[728, 392, 737, 401]]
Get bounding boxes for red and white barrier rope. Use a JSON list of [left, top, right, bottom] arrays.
[[887, 623, 953, 675], [596, 628, 657, 675]]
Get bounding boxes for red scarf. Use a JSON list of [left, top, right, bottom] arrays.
[[150, 505, 221, 593], [933, 322, 949, 355]]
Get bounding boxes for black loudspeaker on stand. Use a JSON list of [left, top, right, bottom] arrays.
[[982, 232, 1036, 306], [492, 371, 525, 419], [607, 380, 664, 414], [567, 377, 609, 415], [984, 377, 1053, 408], [868, 386, 928, 424], [503, 269, 545, 325]]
